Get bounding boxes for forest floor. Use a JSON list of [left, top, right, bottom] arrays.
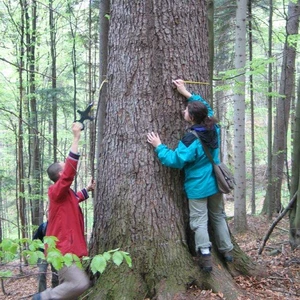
[[0, 214, 299, 299]]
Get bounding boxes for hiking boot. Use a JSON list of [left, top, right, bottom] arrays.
[[199, 254, 212, 272], [223, 251, 233, 262]]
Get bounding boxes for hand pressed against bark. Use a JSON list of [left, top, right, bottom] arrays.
[[147, 132, 162, 148], [172, 79, 192, 99]]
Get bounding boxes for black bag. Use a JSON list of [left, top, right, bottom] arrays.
[[190, 130, 235, 194]]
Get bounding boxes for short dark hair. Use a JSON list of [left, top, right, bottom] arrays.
[[47, 162, 63, 182], [187, 101, 218, 128]]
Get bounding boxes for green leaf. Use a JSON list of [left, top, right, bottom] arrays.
[[47, 249, 64, 270], [112, 251, 123, 266], [107, 248, 119, 253], [63, 253, 74, 267], [27, 251, 39, 265], [29, 239, 44, 251], [90, 255, 107, 274], [43, 236, 58, 248], [123, 252, 132, 268], [1, 239, 16, 253], [37, 251, 45, 260], [103, 252, 111, 261], [49, 256, 63, 271]]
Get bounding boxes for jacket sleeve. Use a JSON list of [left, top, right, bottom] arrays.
[[155, 140, 197, 169], [188, 93, 214, 117], [76, 188, 89, 203]]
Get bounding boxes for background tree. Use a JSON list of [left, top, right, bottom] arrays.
[[49, 0, 58, 163], [26, 0, 43, 227], [264, 0, 300, 217], [248, 0, 256, 215], [290, 76, 300, 249], [18, 0, 28, 240], [264, 0, 274, 219], [233, 0, 247, 232]]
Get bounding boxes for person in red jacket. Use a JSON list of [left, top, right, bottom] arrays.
[[33, 122, 95, 300]]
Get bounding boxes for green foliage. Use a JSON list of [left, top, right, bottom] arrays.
[[90, 248, 132, 274], [0, 237, 132, 279], [287, 34, 300, 49]]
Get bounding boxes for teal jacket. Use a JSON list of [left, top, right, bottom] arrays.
[[155, 93, 220, 199]]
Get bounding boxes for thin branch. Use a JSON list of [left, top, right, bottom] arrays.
[[258, 192, 297, 254], [0, 57, 53, 79]]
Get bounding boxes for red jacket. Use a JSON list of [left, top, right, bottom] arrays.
[[46, 152, 89, 258]]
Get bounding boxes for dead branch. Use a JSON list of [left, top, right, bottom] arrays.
[[258, 192, 297, 255]]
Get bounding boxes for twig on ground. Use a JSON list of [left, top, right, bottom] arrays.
[[276, 227, 289, 233]]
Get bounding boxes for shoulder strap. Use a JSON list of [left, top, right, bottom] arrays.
[[190, 130, 215, 165]]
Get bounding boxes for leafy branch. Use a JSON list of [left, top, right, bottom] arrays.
[[0, 237, 132, 278]]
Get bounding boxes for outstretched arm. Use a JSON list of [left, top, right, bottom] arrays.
[[173, 78, 214, 117], [172, 79, 192, 99], [70, 122, 82, 154]]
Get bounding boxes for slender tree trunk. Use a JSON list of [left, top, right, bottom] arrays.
[[68, 4, 78, 189], [89, 1, 259, 299], [0, 177, 2, 243], [26, 0, 42, 227], [262, 0, 274, 218], [248, 0, 256, 215], [18, 0, 27, 241], [88, 0, 96, 181], [96, 0, 109, 150], [67, 4, 78, 121], [266, 0, 300, 216], [95, 0, 109, 209], [290, 76, 300, 249], [233, 0, 247, 232], [49, 0, 58, 163]]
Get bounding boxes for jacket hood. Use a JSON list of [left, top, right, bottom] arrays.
[[190, 124, 218, 149]]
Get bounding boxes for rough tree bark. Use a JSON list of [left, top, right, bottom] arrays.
[[89, 1, 260, 299]]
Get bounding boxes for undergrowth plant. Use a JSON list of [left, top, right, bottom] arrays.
[[0, 237, 132, 278]]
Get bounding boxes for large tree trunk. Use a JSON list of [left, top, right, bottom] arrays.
[[89, 1, 260, 299]]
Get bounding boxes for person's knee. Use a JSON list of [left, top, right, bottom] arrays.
[[76, 276, 90, 294]]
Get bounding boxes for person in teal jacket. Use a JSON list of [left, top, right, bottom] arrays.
[[147, 79, 233, 272]]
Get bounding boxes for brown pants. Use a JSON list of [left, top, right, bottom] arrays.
[[40, 264, 90, 300]]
